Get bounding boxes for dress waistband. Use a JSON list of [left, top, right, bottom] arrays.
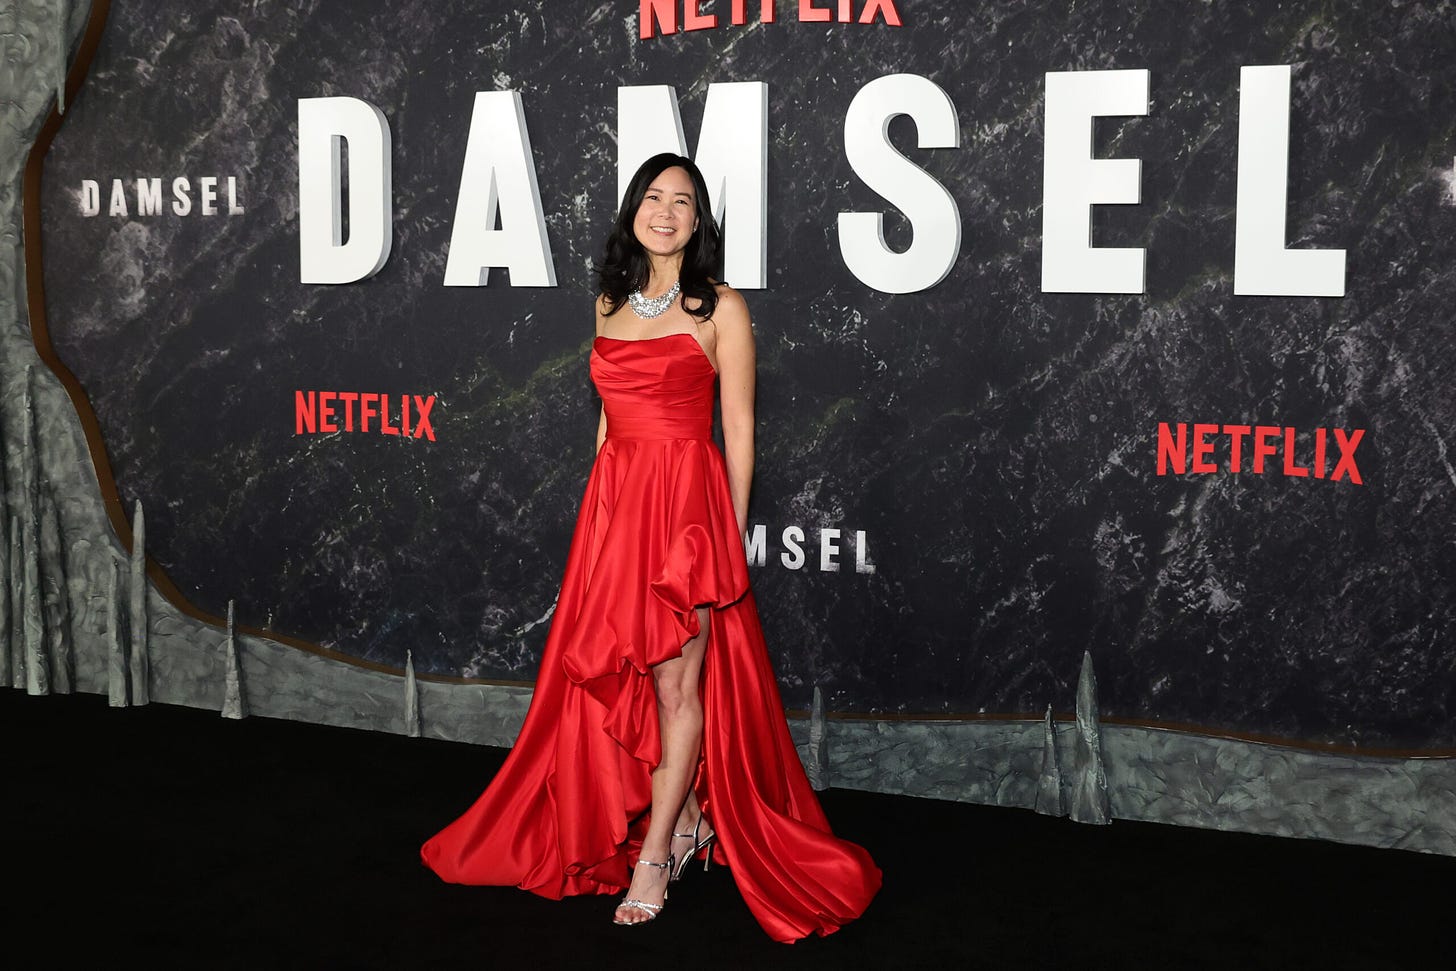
[[605, 413, 711, 441]]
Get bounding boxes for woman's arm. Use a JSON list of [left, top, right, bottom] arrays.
[[714, 288, 756, 537], [594, 295, 609, 454]]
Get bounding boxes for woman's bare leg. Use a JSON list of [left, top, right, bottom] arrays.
[[613, 607, 711, 924]]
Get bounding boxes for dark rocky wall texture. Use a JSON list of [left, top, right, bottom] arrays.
[[36, 1, 1456, 749]]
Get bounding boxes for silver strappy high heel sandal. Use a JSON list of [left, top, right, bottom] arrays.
[[613, 857, 673, 926], [670, 815, 716, 882]]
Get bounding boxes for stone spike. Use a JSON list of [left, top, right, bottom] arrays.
[[221, 600, 247, 719], [107, 560, 128, 707], [806, 685, 829, 791], [1034, 704, 1065, 817], [21, 367, 47, 696], [404, 650, 420, 738], [9, 517, 24, 690], [0, 589, 7, 690], [56, 0, 68, 114], [128, 500, 149, 705], [40, 490, 73, 694], [1069, 651, 1111, 825]]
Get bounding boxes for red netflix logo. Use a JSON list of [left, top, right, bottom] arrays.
[[295, 391, 437, 440], [1156, 423, 1364, 484], [638, 0, 903, 39]]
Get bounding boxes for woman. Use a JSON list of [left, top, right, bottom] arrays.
[[420, 154, 880, 942]]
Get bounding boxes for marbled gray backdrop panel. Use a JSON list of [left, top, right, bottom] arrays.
[[39, 1, 1456, 747]]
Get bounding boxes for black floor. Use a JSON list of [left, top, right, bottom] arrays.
[[4, 689, 1449, 969]]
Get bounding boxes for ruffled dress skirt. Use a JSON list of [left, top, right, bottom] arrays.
[[420, 334, 880, 942]]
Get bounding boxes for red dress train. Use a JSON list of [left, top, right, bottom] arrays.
[[419, 333, 881, 942]]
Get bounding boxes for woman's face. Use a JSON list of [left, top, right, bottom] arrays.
[[631, 166, 699, 261]]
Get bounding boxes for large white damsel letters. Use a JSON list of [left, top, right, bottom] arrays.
[[1041, 69, 1149, 294], [618, 83, 769, 289], [838, 73, 961, 295], [297, 97, 393, 284], [297, 67, 1347, 298], [444, 91, 557, 287], [1233, 65, 1346, 297]]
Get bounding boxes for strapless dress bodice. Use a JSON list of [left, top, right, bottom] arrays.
[[591, 334, 716, 441]]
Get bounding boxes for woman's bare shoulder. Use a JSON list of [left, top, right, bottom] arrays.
[[711, 284, 752, 336]]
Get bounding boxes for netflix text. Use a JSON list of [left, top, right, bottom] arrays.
[[1156, 423, 1364, 484], [295, 391, 437, 440]]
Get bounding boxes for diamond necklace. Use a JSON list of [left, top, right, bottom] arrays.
[[628, 279, 681, 319]]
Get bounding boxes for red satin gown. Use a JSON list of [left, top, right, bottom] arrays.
[[420, 332, 881, 942]]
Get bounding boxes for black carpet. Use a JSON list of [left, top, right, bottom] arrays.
[[4, 689, 1448, 969]]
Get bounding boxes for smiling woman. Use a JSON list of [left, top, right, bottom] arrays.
[[419, 153, 882, 941]]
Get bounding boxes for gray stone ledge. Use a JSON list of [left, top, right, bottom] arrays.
[[788, 716, 1456, 857]]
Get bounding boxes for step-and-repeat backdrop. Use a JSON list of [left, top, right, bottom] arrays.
[[41, 1, 1456, 747]]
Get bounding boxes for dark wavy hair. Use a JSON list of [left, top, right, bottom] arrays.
[[595, 153, 723, 320]]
